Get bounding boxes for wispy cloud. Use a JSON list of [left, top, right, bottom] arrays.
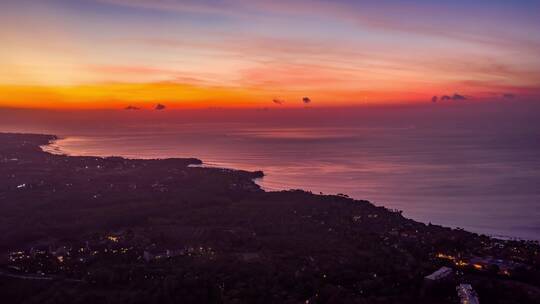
[[97, 0, 540, 52]]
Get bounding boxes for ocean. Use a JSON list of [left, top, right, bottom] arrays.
[[2, 103, 540, 240]]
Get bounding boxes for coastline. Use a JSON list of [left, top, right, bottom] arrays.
[[39, 135, 537, 242], [1, 132, 539, 303]]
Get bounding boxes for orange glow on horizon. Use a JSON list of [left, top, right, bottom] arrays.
[[0, 83, 262, 109], [0, 83, 442, 109]]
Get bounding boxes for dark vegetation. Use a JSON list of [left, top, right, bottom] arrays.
[[0, 133, 539, 303]]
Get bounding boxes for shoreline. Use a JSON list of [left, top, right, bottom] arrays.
[[39, 135, 537, 242]]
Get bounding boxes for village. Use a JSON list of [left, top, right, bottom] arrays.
[[2, 221, 539, 304]]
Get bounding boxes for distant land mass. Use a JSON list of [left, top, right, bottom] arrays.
[[0, 133, 539, 304]]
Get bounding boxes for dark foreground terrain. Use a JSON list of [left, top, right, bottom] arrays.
[[0, 133, 539, 304]]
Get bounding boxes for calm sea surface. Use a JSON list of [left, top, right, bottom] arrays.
[[3, 105, 540, 240]]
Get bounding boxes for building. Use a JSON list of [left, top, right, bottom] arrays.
[[422, 266, 455, 297], [456, 284, 480, 304], [425, 266, 453, 282]]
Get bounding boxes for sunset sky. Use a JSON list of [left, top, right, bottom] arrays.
[[1, 0, 540, 109]]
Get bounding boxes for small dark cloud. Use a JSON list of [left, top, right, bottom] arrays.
[[452, 93, 466, 101], [155, 103, 166, 110], [440, 95, 451, 101], [272, 98, 285, 105], [438, 93, 467, 101], [124, 105, 140, 110], [503, 93, 516, 99], [302, 97, 311, 104]]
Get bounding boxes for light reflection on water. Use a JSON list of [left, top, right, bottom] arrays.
[[42, 122, 540, 240]]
